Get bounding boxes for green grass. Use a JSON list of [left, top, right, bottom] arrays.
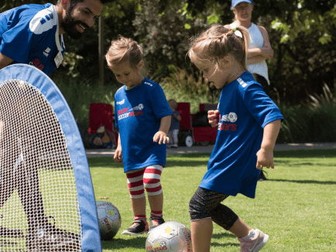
[[89, 149, 336, 252]]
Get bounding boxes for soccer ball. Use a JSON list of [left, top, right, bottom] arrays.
[[96, 201, 121, 240], [145, 221, 192, 252]]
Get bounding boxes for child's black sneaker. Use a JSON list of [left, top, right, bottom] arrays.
[[150, 217, 165, 230], [121, 219, 148, 235]]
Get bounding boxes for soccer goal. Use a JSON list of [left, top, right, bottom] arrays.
[[0, 64, 101, 251]]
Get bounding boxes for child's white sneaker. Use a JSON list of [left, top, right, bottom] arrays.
[[238, 229, 269, 252]]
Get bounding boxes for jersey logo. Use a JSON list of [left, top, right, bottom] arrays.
[[218, 112, 238, 132], [221, 112, 238, 123], [117, 103, 144, 120]]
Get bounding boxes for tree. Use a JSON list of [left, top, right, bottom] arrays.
[[267, 0, 336, 103], [2, 0, 335, 104]]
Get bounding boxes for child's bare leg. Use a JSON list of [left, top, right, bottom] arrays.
[[126, 169, 146, 220], [121, 196, 148, 235], [122, 169, 148, 235], [131, 196, 146, 219], [229, 217, 251, 238], [148, 193, 163, 213], [191, 217, 212, 252]]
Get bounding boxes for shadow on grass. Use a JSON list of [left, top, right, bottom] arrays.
[[212, 241, 239, 249], [275, 160, 336, 167], [88, 149, 336, 169], [275, 149, 336, 158], [166, 159, 207, 168], [88, 157, 208, 168], [211, 232, 239, 249], [102, 232, 239, 250], [88, 157, 122, 168], [212, 232, 234, 239], [269, 178, 336, 185], [102, 236, 147, 250]]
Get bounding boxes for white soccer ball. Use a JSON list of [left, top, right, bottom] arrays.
[[145, 221, 192, 252], [96, 201, 121, 240]]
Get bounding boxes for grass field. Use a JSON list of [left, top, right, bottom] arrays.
[[89, 149, 336, 252]]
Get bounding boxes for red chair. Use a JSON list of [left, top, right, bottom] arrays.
[[176, 102, 193, 147], [87, 103, 116, 148]]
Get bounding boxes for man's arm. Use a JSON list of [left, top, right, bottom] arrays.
[[0, 52, 13, 69]]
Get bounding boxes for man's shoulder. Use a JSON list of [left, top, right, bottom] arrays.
[[2, 4, 57, 34], [28, 4, 58, 34], [4, 4, 52, 17]]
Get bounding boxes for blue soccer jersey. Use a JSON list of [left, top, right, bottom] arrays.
[[0, 4, 64, 75], [114, 78, 172, 172], [200, 71, 284, 198]]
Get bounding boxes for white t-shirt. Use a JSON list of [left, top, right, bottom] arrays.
[[247, 23, 270, 84]]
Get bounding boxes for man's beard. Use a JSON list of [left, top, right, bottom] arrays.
[[61, 6, 89, 39]]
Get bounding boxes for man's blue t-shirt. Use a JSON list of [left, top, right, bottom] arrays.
[[200, 71, 284, 198], [114, 78, 172, 172], [0, 4, 64, 75]]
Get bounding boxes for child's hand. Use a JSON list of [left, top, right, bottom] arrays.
[[208, 110, 219, 127], [256, 148, 274, 169], [153, 131, 170, 144], [113, 146, 122, 162]]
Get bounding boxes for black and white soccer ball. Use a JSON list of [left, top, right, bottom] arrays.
[[145, 221, 192, 252], [96, 201, 121, 240]]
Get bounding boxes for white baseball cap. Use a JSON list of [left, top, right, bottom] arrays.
[[231, 0, 253, 9]]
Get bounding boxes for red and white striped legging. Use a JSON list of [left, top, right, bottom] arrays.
[[126, 165, 163, 199]]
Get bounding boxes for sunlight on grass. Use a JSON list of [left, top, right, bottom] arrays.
[[89, 149, 336, 252]]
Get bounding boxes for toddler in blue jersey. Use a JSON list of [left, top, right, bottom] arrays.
[[105, 36, 172, 235], [187, 24, 284, 252]]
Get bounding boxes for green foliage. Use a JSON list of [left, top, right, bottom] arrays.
[[130, 0, 336, 104], [132, 0, 192, 79], [279, 86, 336, 143], [1, 0, 46, 11], [2, 0, 335, 142], [268, 1, 336, 104], [308, 83, 335, 107], [54, 68, 336, 143], [52, 73, 118, 134], [161, 67, 219, 113], [278, 105, 312, 143]]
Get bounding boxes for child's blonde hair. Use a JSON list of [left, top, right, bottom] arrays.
[[188, 24, 249, 70], [105, 36, 143, 68]]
